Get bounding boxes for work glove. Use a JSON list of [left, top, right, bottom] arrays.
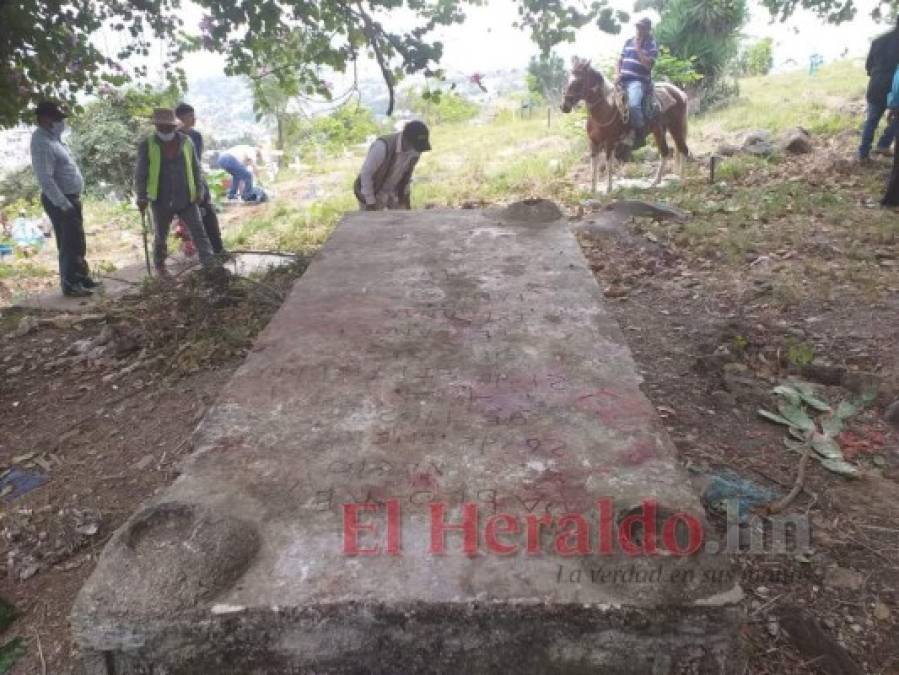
[[137, 199, 148, 213]]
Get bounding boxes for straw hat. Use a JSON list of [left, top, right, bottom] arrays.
[[150, 108, 181, 126]]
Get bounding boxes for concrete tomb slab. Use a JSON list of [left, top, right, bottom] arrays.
[[72, 206, 743, 674]]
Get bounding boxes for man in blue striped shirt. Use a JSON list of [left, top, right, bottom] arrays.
[[617, 17, 659, 147]]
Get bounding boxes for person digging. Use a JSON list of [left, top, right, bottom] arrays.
[[354, 120, 431, 211], [134, 108, 219, 276]]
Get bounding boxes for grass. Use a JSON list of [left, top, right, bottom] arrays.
[[226, 115, 585, 252], [699, 60, 865, 135]]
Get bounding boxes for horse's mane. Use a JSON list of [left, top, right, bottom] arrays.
[[573, 59, 613, 98]]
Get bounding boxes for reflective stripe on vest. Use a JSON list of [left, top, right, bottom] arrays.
[[147, 136, 197, 202]]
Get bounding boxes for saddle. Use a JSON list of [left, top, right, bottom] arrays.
[[613, 83, 679, 125]]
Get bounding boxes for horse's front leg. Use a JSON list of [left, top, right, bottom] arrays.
[[591, 153, 599, 194]]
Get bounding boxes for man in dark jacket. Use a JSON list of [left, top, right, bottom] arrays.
[[354, 121, 431, 210], [175, 103, 226, 256], [861, 19, 899, 161]]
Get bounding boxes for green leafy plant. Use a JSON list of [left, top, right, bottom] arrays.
[[786, 340, 815, 368], [759, 381, 877, 477], [0, 168, 41, 206], [402, 87, 480, 125], [739, 37, 774, 76], [654, 47, 704, 88], [656, 0, 748, 99]]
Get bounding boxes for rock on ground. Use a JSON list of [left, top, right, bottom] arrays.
[[781, 127, 814, 154]]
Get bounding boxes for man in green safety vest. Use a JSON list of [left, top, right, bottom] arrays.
[[134, 108, 217, 274]]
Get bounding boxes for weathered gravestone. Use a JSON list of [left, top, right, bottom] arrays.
[[72, 204, 744, 674]]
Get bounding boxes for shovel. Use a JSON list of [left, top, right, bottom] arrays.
[[140, 207, 152, 276]]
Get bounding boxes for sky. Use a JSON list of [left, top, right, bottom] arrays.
[[167, 0, 887, 86]]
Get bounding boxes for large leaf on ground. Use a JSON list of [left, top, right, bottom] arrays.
[[811, 432, 859, 477], [777, 399, 816, 433]]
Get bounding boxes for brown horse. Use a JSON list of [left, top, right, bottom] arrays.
[[560, 58, 690, 194]]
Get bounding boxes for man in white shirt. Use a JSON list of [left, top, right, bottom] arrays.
[[354, 121, 431, 211]]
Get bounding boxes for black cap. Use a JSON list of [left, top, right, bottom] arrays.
[[175, 102, 195, 117], [637, 17, 652, 29], [34, 101, 68, 120], [403, 120, 432, 153]]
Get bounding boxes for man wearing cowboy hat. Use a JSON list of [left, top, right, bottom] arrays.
[[134, 108, 216, 274], [616, 17, 659, 149], [30, 100, 99, 297]]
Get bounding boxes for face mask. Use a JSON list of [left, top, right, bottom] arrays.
[[51, 121, 65, 136], [157, 131, 176, 142]]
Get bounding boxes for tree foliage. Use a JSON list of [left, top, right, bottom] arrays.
[[656, 0, 748, 88], [653, 48, 704, 88], [68, 86, 181, 198], [739, 38, 774, 76], [285, 104, 385, 161], [527, 52, 568, 105], [0, 0, 184, 127], [1, 0, 632, 128], [252, 75, 295, 154], [0, 168, 41, 206]]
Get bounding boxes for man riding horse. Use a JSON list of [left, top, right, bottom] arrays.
[[616, 17, 658, 150]]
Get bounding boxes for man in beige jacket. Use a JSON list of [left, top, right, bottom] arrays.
[[354, 121, 431, 211]]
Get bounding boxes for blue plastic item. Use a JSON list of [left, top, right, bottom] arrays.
[[702, 469, 781, 523], [0, 468, 48, 501]]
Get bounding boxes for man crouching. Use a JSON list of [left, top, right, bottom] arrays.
[[354, 121, 431, 211], [135, 108, 216, 275]]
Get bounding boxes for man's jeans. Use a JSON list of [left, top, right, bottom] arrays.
[[218, 153, 253, 199], [859, 100, 896, 158], [41, 193, 90, 292], [625, 80, 646, 132]]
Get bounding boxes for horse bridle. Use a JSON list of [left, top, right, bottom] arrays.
[[573, 75, 618, 128]]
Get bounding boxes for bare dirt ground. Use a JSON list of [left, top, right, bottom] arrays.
[[576, 137, 899, 673], [0, 263, 306, 674]]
